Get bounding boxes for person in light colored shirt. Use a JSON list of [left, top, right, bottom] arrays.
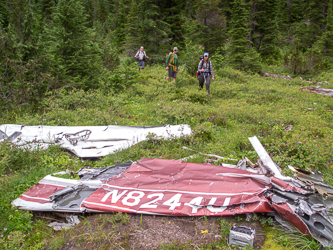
[[134, 46, 148, 72]]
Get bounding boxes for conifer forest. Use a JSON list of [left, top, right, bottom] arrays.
[[1, 0, 333, 102], [1, 0, 333, 249]]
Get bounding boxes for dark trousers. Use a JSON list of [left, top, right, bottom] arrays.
[[198, 74, 211, 94]]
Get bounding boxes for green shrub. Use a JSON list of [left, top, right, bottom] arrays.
[[193, 122, 214, 141], [106, 62, 139, 93], [182, 43, 204, 75]]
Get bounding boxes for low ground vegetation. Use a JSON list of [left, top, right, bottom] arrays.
[[1, 64, 333, 249]]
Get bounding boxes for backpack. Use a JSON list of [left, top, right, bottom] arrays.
[[136, 50, 146, 61], [197, 57, 210, 77], [167, 52, 176, 71]]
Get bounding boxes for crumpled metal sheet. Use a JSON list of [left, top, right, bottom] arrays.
[[12, 175, 103, 212], [82, 158, 273, 216], [0, 124, 191, 158], [269, 192, 333, 248], [13, 158, 273, 215], [11, 136, 333, 247]]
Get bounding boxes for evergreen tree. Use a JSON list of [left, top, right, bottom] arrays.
[[228, 0, 250, 66], [138, 0, 169, 54], [228, 0, 261, 72], [255, 0, 281, 63], [161, 1, 186, 50], [307, 0, 326, 43], [111, 0, 129, 51], [123, 0, 140, 53], [0, 1, 9, 29], [186, 0, 227, 53], [44, 0, 103, 88], [320, 0, 333, 58], [0, 0, 48, 103], [40, 0, 56, 21], [287, 0, 310, 50]]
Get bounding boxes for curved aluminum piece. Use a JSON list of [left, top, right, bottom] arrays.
[[0, 124, 191, 158]]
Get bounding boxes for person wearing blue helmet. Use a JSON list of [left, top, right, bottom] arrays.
[[198, 52, 214, 94]]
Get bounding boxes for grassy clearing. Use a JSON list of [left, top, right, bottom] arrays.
[[1, 64, 333, 249]]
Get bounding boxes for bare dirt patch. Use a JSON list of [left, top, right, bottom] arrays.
[[44, 213, 266, 249]]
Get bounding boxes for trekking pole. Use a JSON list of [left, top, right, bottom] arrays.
[[164, 70, 168, 79]]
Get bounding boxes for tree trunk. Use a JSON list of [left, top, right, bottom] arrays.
[[248, 2, 257, 49]]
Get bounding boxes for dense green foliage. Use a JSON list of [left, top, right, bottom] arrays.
[[1, 0, 333, 104]]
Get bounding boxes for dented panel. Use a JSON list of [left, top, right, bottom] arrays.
[[0, 124, 191, 158], [11, 135, 333, 247]]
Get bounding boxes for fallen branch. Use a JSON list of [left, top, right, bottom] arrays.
[[181, 146, 238, 161], [299, 107, 315, 111], [258, 71, 293, 80], [300, 87, 333, 97]]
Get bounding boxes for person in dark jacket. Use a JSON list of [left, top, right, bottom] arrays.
[[198, 52, 214, 94]]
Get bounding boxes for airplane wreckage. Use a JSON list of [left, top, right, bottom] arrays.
[[3, 124, 333, 247], [0, 124, 191, 158]]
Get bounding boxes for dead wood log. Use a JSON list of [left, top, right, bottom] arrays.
[[258, 72, 330, 86], [300, 87, 333, 97], [258, 72, 293, 80]]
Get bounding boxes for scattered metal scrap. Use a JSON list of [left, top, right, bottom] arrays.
[[11, 136, 333, 247], [77, 161, 133, 181], [300, 87, 333, 97], [48, 215, 81, 231], [229, 224, 255, 248], [0, 124, 191, 158]]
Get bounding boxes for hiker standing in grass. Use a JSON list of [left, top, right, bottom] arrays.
[[198, 52, 214, 94], [165, 47, 179, 81], [134, 46, 148, 72]]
